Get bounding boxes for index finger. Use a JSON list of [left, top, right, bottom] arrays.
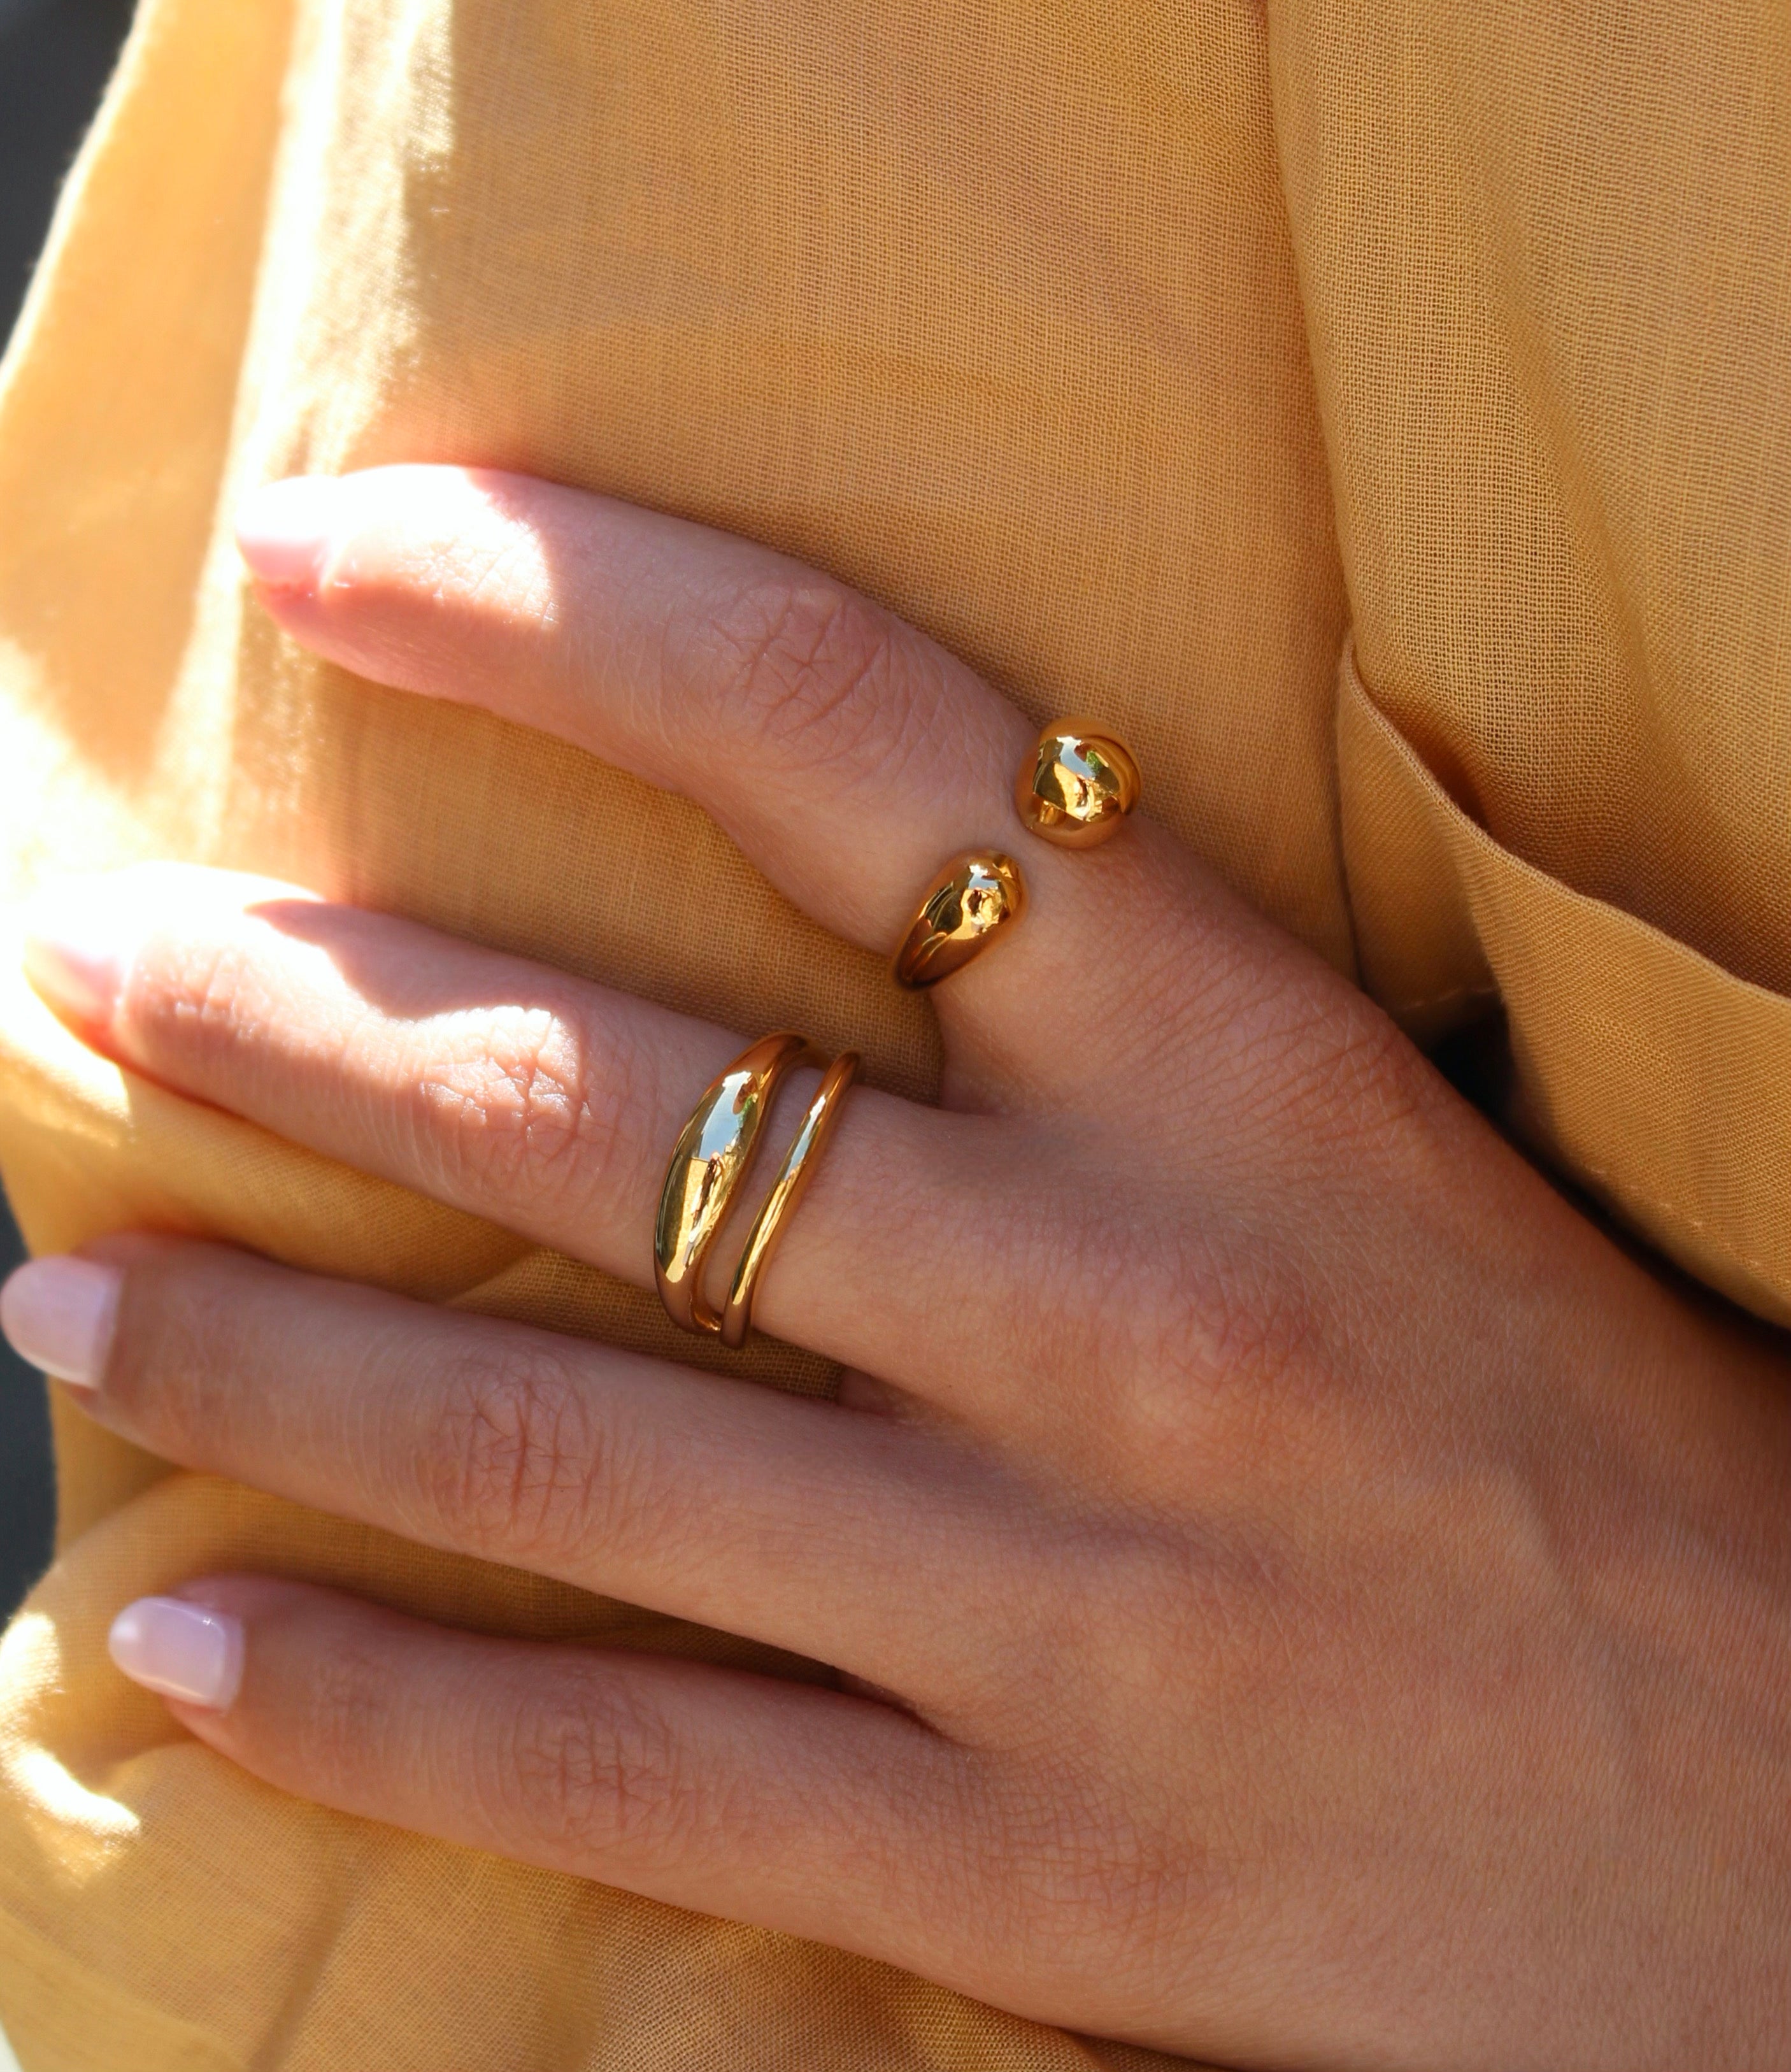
[[234, 469, 1222, 1091], [238, 466, 1035, 961]]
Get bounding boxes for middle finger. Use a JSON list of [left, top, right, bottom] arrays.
[[24, 864, 1065, 1414]]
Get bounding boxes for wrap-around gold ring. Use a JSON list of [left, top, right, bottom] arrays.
[[720, 1047, 860, 1348], [653, 1032, 816, 1335], [653, 1032, 859, 1344]]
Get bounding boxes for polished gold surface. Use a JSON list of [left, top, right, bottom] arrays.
[[892, 850, 1026, 989], [653, 1031, 818, 1334], [1016, 717, 1141, 847], [720, 1048, 861, 1348]]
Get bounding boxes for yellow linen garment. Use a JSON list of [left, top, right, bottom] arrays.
[[0, 0, 1786, 2064]]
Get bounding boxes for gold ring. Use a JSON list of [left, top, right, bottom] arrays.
[[891, 850, 1025, 990], [1015, 716, 1141, 847], [653, 1031, 818, 1334], [720, 1048, 860, 1348]]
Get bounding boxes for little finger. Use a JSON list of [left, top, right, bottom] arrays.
[[115, 1574, 983, 1982]]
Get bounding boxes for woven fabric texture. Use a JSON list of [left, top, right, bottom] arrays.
[[0, 0, 1785, 2064]]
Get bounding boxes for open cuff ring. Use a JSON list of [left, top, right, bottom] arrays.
[[887, 717, 1138, 994]]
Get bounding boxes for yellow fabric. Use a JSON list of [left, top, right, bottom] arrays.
[[0, 0, 1785, 2062], [1280, 2, 1791, 1320]]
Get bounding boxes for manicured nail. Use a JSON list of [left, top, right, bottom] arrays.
[[109, 1597, 244, 1711], [234, 475, 341, 592], [0, 1257, 121, 1385], [22, 874, 143, 1029]]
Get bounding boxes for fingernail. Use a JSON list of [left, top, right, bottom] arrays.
[[109, 1597, 244, 1711], [234, 475, 341, 592], [0, 1257, 122, 1385], [22, 873, 143, 1028]]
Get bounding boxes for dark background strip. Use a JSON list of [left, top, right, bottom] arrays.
[[1, 0, 138, 1620]]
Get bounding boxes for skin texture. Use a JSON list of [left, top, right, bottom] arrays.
[[13, 465, 1791, 2069]]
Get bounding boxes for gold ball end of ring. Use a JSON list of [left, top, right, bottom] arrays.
[[892, 850, 1026, 990], [653, 1031, 818, 1336], [1016, 716, 1141, 848]]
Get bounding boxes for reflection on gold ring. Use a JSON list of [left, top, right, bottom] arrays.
[[892, 850, 1025, 990], [1017, 717, 1141, 848], [720, 1048, 860, 1348], [653, 1031, 816, 1335]]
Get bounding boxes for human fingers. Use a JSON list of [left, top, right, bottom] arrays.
[[109, 1575, 980, 1980], [234, 466, 1248, 1099], [1, 1241, 1014, 1692], [24, 863, 1034, 1402]]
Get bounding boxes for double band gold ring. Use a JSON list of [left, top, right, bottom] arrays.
[[654, 1033, 860, 1345]]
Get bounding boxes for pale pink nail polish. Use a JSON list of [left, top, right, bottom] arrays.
[[109, 1597, 244, 1711], [234, 475, 342, 592], [22, 875, 139, 1027], [0, 1257, 121, 1385]]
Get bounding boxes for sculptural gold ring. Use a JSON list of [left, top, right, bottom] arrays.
[[1015, 716, 1141, 847], [891, 850, 1026, 990], [654, 1031, 819, 1335], [720, 1048, 860, 1348]]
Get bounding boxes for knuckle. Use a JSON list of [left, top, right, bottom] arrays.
[[1228, 964, 1434, 1157], [150, 931, 265, 1066], [685, 571, 909, 780], [1151, 1229, 1320, 1403], [1290, 989, 1432, 1142], [419, 1338, 610, 1563], [297, 1626, 399, 1798], [104, 1254, 250, 1447], [503, 1672, 694, 1862], [1031, 1778, 1169, 1915], [966, 1749, 1194, 1970], [410, 1001, 645, 1213], [1003, 1159, 1318, 1434]]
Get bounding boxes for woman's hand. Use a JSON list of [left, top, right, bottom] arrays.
[[6, 466, 1791, 2070]]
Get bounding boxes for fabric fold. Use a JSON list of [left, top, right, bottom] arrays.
[[1341, 648, 1791, 1325]]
